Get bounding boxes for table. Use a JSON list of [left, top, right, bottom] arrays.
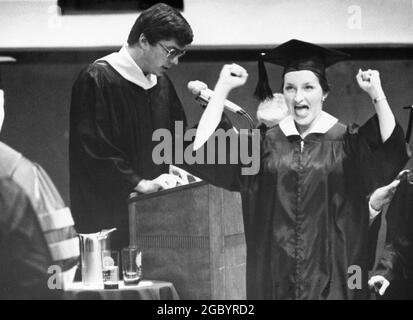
[[64, 280, 180, 300]]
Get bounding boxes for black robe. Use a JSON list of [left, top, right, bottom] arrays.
[[373, 156, 413, 299], [0, 178, 60, 299], [69, 61, 186, 250], [179, 115, 407, 299]]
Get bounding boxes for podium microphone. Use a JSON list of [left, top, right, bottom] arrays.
[[187, 80, 255, 128], [188, 80, 246, 114]]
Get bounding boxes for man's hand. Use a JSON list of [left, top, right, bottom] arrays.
[[368, 275, 390, 296], [134, 173, 183, 194], [369, 179, 400, 216]]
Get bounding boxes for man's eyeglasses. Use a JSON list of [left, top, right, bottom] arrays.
[[158, 42, 186, 59], [396, 169, 413, 184]]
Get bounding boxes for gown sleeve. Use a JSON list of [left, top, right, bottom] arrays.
[[70, 67, 142, 191], [345, 114, 408, 195]]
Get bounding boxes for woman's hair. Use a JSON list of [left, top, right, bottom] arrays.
[[127, 3, 193, 47], [281, 71, 330, 94]]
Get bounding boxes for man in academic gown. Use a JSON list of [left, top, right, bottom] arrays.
[[0, 57, 61, 299], [69, 3, 193, 250]]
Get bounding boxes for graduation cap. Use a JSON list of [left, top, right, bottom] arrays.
[[0, 56, 16, 90], [254, 39, 350, 101]]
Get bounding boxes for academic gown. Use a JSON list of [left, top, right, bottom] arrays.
[[69, 61, 186, 250], [179, 113, 407, 300], [373, 156, 413, 299]]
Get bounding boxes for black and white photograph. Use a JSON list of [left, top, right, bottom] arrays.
[[0, 0, 413, 310]]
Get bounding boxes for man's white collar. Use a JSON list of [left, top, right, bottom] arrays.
[[279, 111, 338, 137], [96, 45, 157, 90]]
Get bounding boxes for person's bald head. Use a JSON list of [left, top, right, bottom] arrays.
[[0, 56, 16, 133], [256, 93, 289, 128]]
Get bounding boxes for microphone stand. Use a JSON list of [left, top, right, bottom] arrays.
[[227, 75, 256, 129], [236, 109, 256, 130]]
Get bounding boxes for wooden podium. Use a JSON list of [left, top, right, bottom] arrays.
[[128, 181, 246, 300]]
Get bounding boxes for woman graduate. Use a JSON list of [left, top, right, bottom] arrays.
[[179, 40, 408, 299]]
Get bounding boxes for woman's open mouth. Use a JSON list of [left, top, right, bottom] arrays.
[[294, 105, 309, 117]]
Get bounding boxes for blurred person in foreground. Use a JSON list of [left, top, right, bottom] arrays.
[[0, 57, 78, 299]]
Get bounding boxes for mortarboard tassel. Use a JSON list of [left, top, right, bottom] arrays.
[[254, 53, 274, 101], [403, 105, 413, 143], [0, 56, 17, 90]]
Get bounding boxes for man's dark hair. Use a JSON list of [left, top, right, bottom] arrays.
[[127, 3, 193, 47]]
